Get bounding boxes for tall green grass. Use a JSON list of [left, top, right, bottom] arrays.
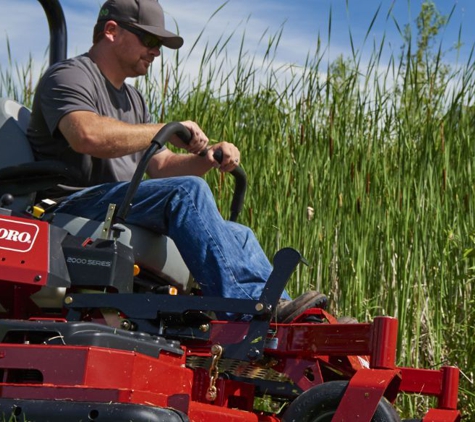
[[1, 1, 474, 418]]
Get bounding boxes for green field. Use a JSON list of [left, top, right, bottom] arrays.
[[1, 1, 474, 419]]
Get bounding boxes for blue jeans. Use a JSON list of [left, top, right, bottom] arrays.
[[55, 176, 291, 302]]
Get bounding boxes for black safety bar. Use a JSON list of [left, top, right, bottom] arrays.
[[37, 0, 68, 66]]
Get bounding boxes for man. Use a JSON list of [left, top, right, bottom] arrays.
[[27, 0, 326, 322]]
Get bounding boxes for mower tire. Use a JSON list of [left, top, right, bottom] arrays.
[[282, 380, 401, 422], [0, 398, 189, 422]]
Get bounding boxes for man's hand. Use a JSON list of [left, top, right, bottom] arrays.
[[206, 142, 241, 173], [167, 121, 240, 172], [170, 121, 209, 154]]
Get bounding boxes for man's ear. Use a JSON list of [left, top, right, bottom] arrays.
[[103, 20, 119, 42]]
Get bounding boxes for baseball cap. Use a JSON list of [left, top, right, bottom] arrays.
[[97, 0, 184, 49]]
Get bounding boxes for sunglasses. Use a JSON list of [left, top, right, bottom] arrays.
[[117, 22, 163, 49]]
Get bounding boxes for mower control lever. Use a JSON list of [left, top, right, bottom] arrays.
[[115, 122, 247, 225], [199, 147, 247, 222]]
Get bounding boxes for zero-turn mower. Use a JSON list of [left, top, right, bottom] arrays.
[[0, 1, 462, 421]]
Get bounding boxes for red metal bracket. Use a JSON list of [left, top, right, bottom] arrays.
[[331, 369, 401, 421]]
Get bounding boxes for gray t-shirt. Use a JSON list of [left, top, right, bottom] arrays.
[[27, 53, 152, 199]]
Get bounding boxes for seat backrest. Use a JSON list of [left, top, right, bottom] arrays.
[[0, 97, 193, 293], [0, 98, 34, 166], [0, 98, 36, 210]]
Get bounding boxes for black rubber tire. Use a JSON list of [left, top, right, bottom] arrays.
[[282, 380, 401, 422], [337, 316, 359, 324]]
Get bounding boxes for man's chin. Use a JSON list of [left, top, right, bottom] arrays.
[[129, 68, 149, 78]]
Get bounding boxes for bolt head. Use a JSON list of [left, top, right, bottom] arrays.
[[255, 303, 264, 312]]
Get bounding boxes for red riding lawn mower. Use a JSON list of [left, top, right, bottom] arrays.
[[0, 1, 463, 421]]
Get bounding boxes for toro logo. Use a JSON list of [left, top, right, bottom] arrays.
[[0, 217, 40, 253]]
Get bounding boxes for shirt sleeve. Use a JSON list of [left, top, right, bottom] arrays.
[[39, 62, 98, 136]]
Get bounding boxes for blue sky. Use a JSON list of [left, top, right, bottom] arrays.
[[1, 0, 474, 85]]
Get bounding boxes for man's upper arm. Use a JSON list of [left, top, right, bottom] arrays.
[[40, 62, 98, 138], [57, 110, 99, 151]]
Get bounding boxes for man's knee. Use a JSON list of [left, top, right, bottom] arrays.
[[180, 176, 209, 190], [177, 176, 213, 200]]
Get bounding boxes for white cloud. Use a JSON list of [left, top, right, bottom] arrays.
[[0, 0, 329, 76], [2, 0, 471, 103]]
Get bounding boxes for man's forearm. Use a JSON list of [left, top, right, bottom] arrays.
[[147, 150, 213, 178], [59, 111, 166, 158]]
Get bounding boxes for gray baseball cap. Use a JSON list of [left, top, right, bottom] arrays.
[[97, 0, 184, 49]]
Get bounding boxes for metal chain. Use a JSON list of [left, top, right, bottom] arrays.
[[206, 344, 223, 401]]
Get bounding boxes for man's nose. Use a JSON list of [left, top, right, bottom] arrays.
[[150, 46, 161, 57]]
